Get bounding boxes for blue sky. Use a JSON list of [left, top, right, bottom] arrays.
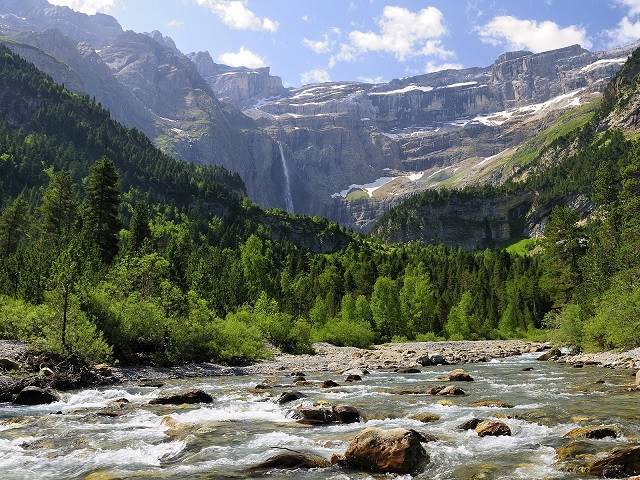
[[51, 0, 640, 86]]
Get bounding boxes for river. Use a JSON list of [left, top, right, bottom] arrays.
[[0, 353, 638, 479]]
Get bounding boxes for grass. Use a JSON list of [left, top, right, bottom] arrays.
[[346, 189, 369, 201], [505, 237, 538, 256]]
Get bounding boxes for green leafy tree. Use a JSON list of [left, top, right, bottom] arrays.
[[371, 276, 403, 340], [40, 169, 78, 249], [400, 264, 437, 336], [445, 292, 477, 340]]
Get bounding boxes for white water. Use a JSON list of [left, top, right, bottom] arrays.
[[277, 142, 295, 213]]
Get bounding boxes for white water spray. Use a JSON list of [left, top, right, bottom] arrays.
[[277, 142, 294, 213]]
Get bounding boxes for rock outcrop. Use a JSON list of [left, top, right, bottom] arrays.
[[149, 390, 213, 405], [13, 386, 59, 405]]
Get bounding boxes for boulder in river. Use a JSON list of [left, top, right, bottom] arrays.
[[565, 425, 619, 440], [537, 348, 561, 361], [410, 412, 440, 423], [522, 367, 534, 372], [345, 374, 362, 382], [277, 391, 306, 405], [290, 371, 306, 377], [470, 399, 514, 408], [339, 427, 429, 475], [13, 386, 59, 405], [149, 390, 213, 405], [322, 379, 340, 388], [292, 376, 306, 383], [418, 354, 447, 366], [249, 452, 331, 472], [458, 418, 484, 430], [585, 445, 640, 478], [448, 369, 474, 382], [429, 385, 466, 396], [295, 404, 362, 424], [475, 420, 511, 437]]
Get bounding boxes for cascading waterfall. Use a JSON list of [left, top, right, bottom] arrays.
[[277, 141, 295, 213]]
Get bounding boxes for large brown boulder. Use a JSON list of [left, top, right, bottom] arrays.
[[585, 445, 640, 478], [322, 380, 340, 388], [429, 385, 466, 396], [448, 369, 474, 382], [537, 347, 561, 361], [340, 427, 429, 475], [475, 420, 511, 437], [458, 418, 484, 430], [249, 452, 331, 472], [333, 405, 362, 424], [277, 391, 305, 405], [410, 412, 440, 423], [565, 426, 619, 440], [13, 386, 59, 405], [149, 390, 213, 405]]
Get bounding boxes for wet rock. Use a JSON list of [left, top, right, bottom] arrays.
[[293, 380, 312, 386], [322, 380, 340, 388], [565, 425, 619, 440], [470, 399, 514, 408], [475, 420, 511, 437], [340, 427, 429, 475], [522, 367, 534, 371], [458, 418, 484, 430], [149, 389, 213, 405], [295, 404, 362, 424], [290, 371, 306, 377], [555, 440, 599, 460], [139, 382, 164, 388], [345, 374, 362, 382], [585, 445, 640, 478], [0, 358, 21, 371], [448, 369, 474, 382], [277, 391, 305, 405], [410, 412, 440, 423], [362, 370, 370, 375], [418, 354, 447, 366], [537, 348, 561, 361], [249, 452, 331, 472], [13, 386, 60, 405], [292, 375, 306, 383], [429, 385, 466, 396], [254, 383, 272, 390], [333, 405, 363, 424], [396, 367, 421, 374]]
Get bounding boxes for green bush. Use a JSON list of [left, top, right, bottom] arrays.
[[415, 332, 445, 342], [216, 311, 270, 364], [314, 317, 375, 348]]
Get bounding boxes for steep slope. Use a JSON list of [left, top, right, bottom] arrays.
[[0, 0, 290, 211], [370, 48, 640, 249]]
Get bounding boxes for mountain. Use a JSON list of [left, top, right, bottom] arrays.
[[0, 0, 636, 235], [370, 48, 640, 249]]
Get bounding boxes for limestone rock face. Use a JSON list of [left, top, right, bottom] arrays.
[[341, 427, 429, 475]]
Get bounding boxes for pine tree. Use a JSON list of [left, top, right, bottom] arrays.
[[84, 157, 121, 263], [128, 201, 151, 252]]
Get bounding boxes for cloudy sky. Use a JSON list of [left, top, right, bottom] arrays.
[[49, 0, 640, 86]]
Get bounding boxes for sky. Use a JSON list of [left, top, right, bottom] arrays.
[[48, 0, 640, 86]]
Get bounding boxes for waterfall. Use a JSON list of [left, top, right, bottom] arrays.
[[277, 142, 295, 213]]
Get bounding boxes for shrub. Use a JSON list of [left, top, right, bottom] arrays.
[[216, 311, 270, 364], [415, 332, 445, 342], [314, 317, 375, 348]]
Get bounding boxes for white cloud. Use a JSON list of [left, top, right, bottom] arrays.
[[300, 68, 331, 85], [303, 35, 332, 54], [167, 19, 185, 29], [218, 47, 266, 68], [48, 0, 117, 14], [346, 5, 447, 60], [477, 16, 592, 53], [301, 14, 309, 22], [196, 0, 279, 32], [425, 61, 464, 73], [607, 1, 640, 46]]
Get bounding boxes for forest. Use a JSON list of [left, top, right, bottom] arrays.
[[0, 44, 639, 367]]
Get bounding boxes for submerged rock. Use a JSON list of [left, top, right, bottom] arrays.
[[249, 452, 331, 472], [396, 367, 421, 374], [13, 386, 59, 405], [565, 425, 620, 440], [339, 427, 429, 475], [277, 391, 305, 405], [410, 412, 440, 423], [585, 445, 640, 477], [475, 420, 511, 437], [448, 369, 474, 382], [345, 374, 362, 382], [555, 440, 600, 460], [149, 389, 213, 405], [470, 399, 514, 408]]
